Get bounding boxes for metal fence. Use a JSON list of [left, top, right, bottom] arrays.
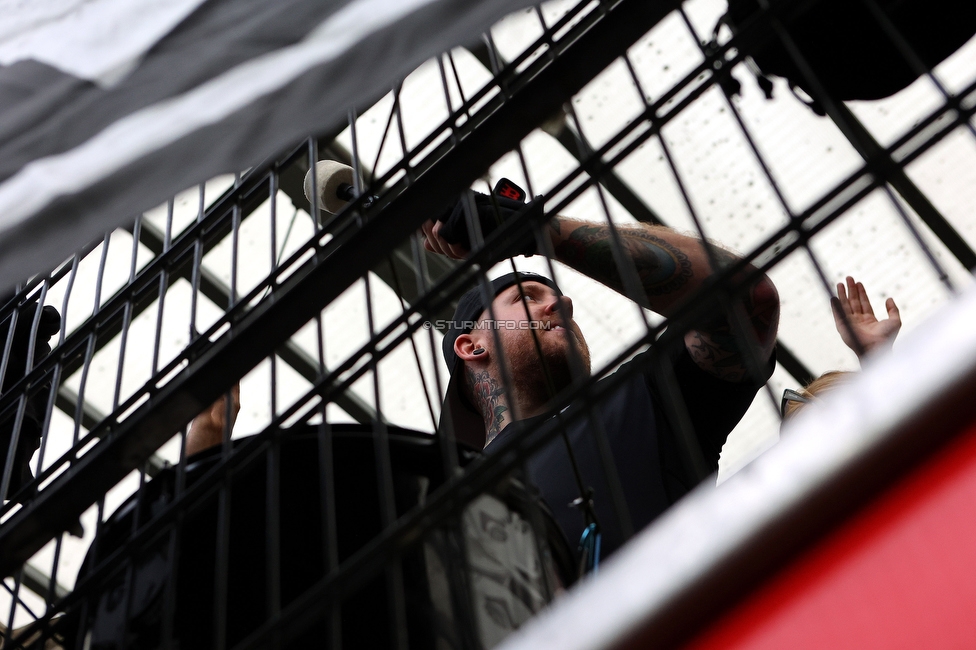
[[2, 0, 974, 647]]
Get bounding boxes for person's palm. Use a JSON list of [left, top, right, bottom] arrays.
[[831, 277, 901, 358]]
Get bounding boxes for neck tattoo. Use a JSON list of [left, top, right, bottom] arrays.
[[465, 367, 508, 443]]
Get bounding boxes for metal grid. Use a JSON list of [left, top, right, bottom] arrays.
[[2, 0, 975, 647]]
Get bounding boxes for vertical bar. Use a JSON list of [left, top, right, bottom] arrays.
[[151, 203, 175, 376], [92, 233, 112, 315], [269, 173, 279, 296], [265, 424, 282, 647], [654, 128, 772, 387], [314, 374, 341, 647], [74, 498, 106, 650], [190, 184, 206, 339], [0, 291, 21, 408], [513, 226, 635, 543], [880, 186, 954, 292], [35, 360, 61, 492], [436, 55, 461, 147], [113, 217, 143, 411], [212, 473, 232, 650], [3, 568, 23, 646], [46, 534, 64, 613], [215, 179, 238, 650], [672, 8, 787, 414], [72, 334, 98, 446], [266, 168, 282, 644], [561, 104, 653, 316], [309, 131, 342, 645], [37, 255, 79, 472], [446, 51, 469, 119], [119, 464, 149, 647], [0, 394, 30, 503], [351, 101, 409, 649], [391, 84, 410, 180], [369, 88, 401, 188], [409, 233, 459, 474], [802, 241, 867, 360], [230, 174, 242, 308], [384, 256, 439, 432], [308, 139, 321, 234], [160, 428, 189, 649]]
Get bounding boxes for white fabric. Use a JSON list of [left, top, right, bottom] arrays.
[[0, 0, 437, 238], [0, 0, 209, 86]]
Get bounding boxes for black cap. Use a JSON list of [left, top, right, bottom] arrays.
[[438, 271, 559, 448]]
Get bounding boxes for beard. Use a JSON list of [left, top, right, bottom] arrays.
[[501, 325, 591, 405]]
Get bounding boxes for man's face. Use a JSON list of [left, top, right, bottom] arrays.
[[479, 281, 591, 395]]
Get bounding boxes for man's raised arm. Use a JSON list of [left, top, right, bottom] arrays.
[[549, 217, 779, 381], [546, 217, 778, 382], [423, 211, 779, 382]]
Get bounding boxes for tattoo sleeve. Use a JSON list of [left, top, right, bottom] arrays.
[[685, 270, 779, 382], [465, 367, 508, 441], [551, 219, 693, 297], [547, 216, 778, 382]]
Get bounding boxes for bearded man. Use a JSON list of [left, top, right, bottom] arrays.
[[422, 200, 780, 563]]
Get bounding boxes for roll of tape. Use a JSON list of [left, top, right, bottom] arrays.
[[303, 160, 355, 214]]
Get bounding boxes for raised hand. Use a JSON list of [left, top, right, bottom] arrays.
[[186, 382, 241, 456], [831, 276, 901, 359]]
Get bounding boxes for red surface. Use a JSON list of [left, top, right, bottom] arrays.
[[686, 420, 976, 650]]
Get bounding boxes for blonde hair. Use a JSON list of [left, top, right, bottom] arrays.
[[782, 370, 853, 423]]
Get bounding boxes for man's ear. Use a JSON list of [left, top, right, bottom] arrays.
[[455, 333, 488, 362]]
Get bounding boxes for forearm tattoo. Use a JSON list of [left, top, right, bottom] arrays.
[[685, 330, 749, 382], [686, 273, 779, 381], [466, 367, 508, 442], [551, 219, 693, 296], [547, 217, 777, 381]]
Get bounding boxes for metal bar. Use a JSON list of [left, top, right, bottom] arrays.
[[134, 217, 377, 424], [45, 535, 65, 610], [829, 101, 976, 271], [539, 103, 645, 535], [674, 7, 820, 389], [4, 569, 23, 643], [298, 140, 458, 319], [757, 1, 976, 272], [55, 380, 167, 477]]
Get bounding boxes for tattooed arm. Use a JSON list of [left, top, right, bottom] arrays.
[[422, 209, 779, 382], [548, 217, 779, 382]]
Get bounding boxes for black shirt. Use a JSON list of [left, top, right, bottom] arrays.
[[485, 342, 773, 560]]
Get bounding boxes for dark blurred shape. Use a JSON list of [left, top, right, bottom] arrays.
[[65, 425, 573, 650], [0, 298, 60, 502], [727, 0, 976, 104]]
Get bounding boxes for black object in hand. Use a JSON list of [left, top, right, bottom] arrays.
[[0, 301, 61, 502], [436, 178, 540, 256]]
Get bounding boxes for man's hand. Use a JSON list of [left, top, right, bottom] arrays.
[[421, 218, 469, 260], [186, 383, 241, 456], [421, 182, 538, 259], [831, 276, 900, 359]]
